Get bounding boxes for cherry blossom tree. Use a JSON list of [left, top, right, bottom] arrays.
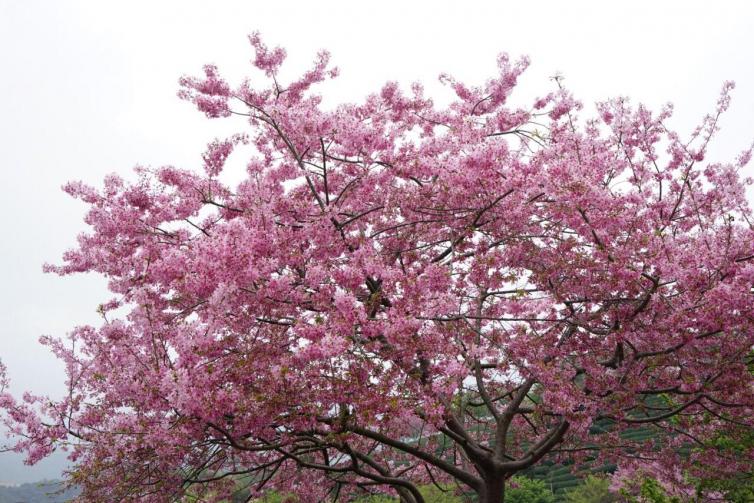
[[2, 34, 754, 502]]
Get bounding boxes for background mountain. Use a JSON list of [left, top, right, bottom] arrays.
[[0, 481, 79, 503]]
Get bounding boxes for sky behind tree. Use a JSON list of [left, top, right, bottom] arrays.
[[1, 0, 752, 484]]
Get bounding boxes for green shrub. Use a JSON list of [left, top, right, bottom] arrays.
[[563, 475, 617, 503], [506, 476, 556, 503], [356, 484, 463, 502]]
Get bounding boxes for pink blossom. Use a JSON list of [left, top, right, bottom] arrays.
[[2, 34, 752, 502]]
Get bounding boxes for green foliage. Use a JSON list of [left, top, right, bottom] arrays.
[[417, 484, 463, 502], [506, 476, 556, 503], [253, 491, 296, 503], [694, 428, 754, 502], [617, 478, 681, 503], [638, 478, 681, 503], [696, 471, 754, 503], [562, 476, 617, 503], [356, 494, 396, 503], [355, 484, 463, 503]]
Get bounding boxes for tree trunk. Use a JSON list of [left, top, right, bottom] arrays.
[[479, 477, 505, 503], [397, 493, 415, 503]]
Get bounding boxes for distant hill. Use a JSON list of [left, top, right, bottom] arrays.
[[0, 481, 79, 503]]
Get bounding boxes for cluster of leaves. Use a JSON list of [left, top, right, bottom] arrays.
[[691, 428, 754, 502], [562, 476, 616, 503]]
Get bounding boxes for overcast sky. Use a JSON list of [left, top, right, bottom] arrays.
[[1, 0, 752, 484]]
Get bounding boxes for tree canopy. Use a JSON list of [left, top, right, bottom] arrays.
[[2, 34, 753, 502]]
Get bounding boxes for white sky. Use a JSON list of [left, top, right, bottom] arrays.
[[1, 0, 752, 484]]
